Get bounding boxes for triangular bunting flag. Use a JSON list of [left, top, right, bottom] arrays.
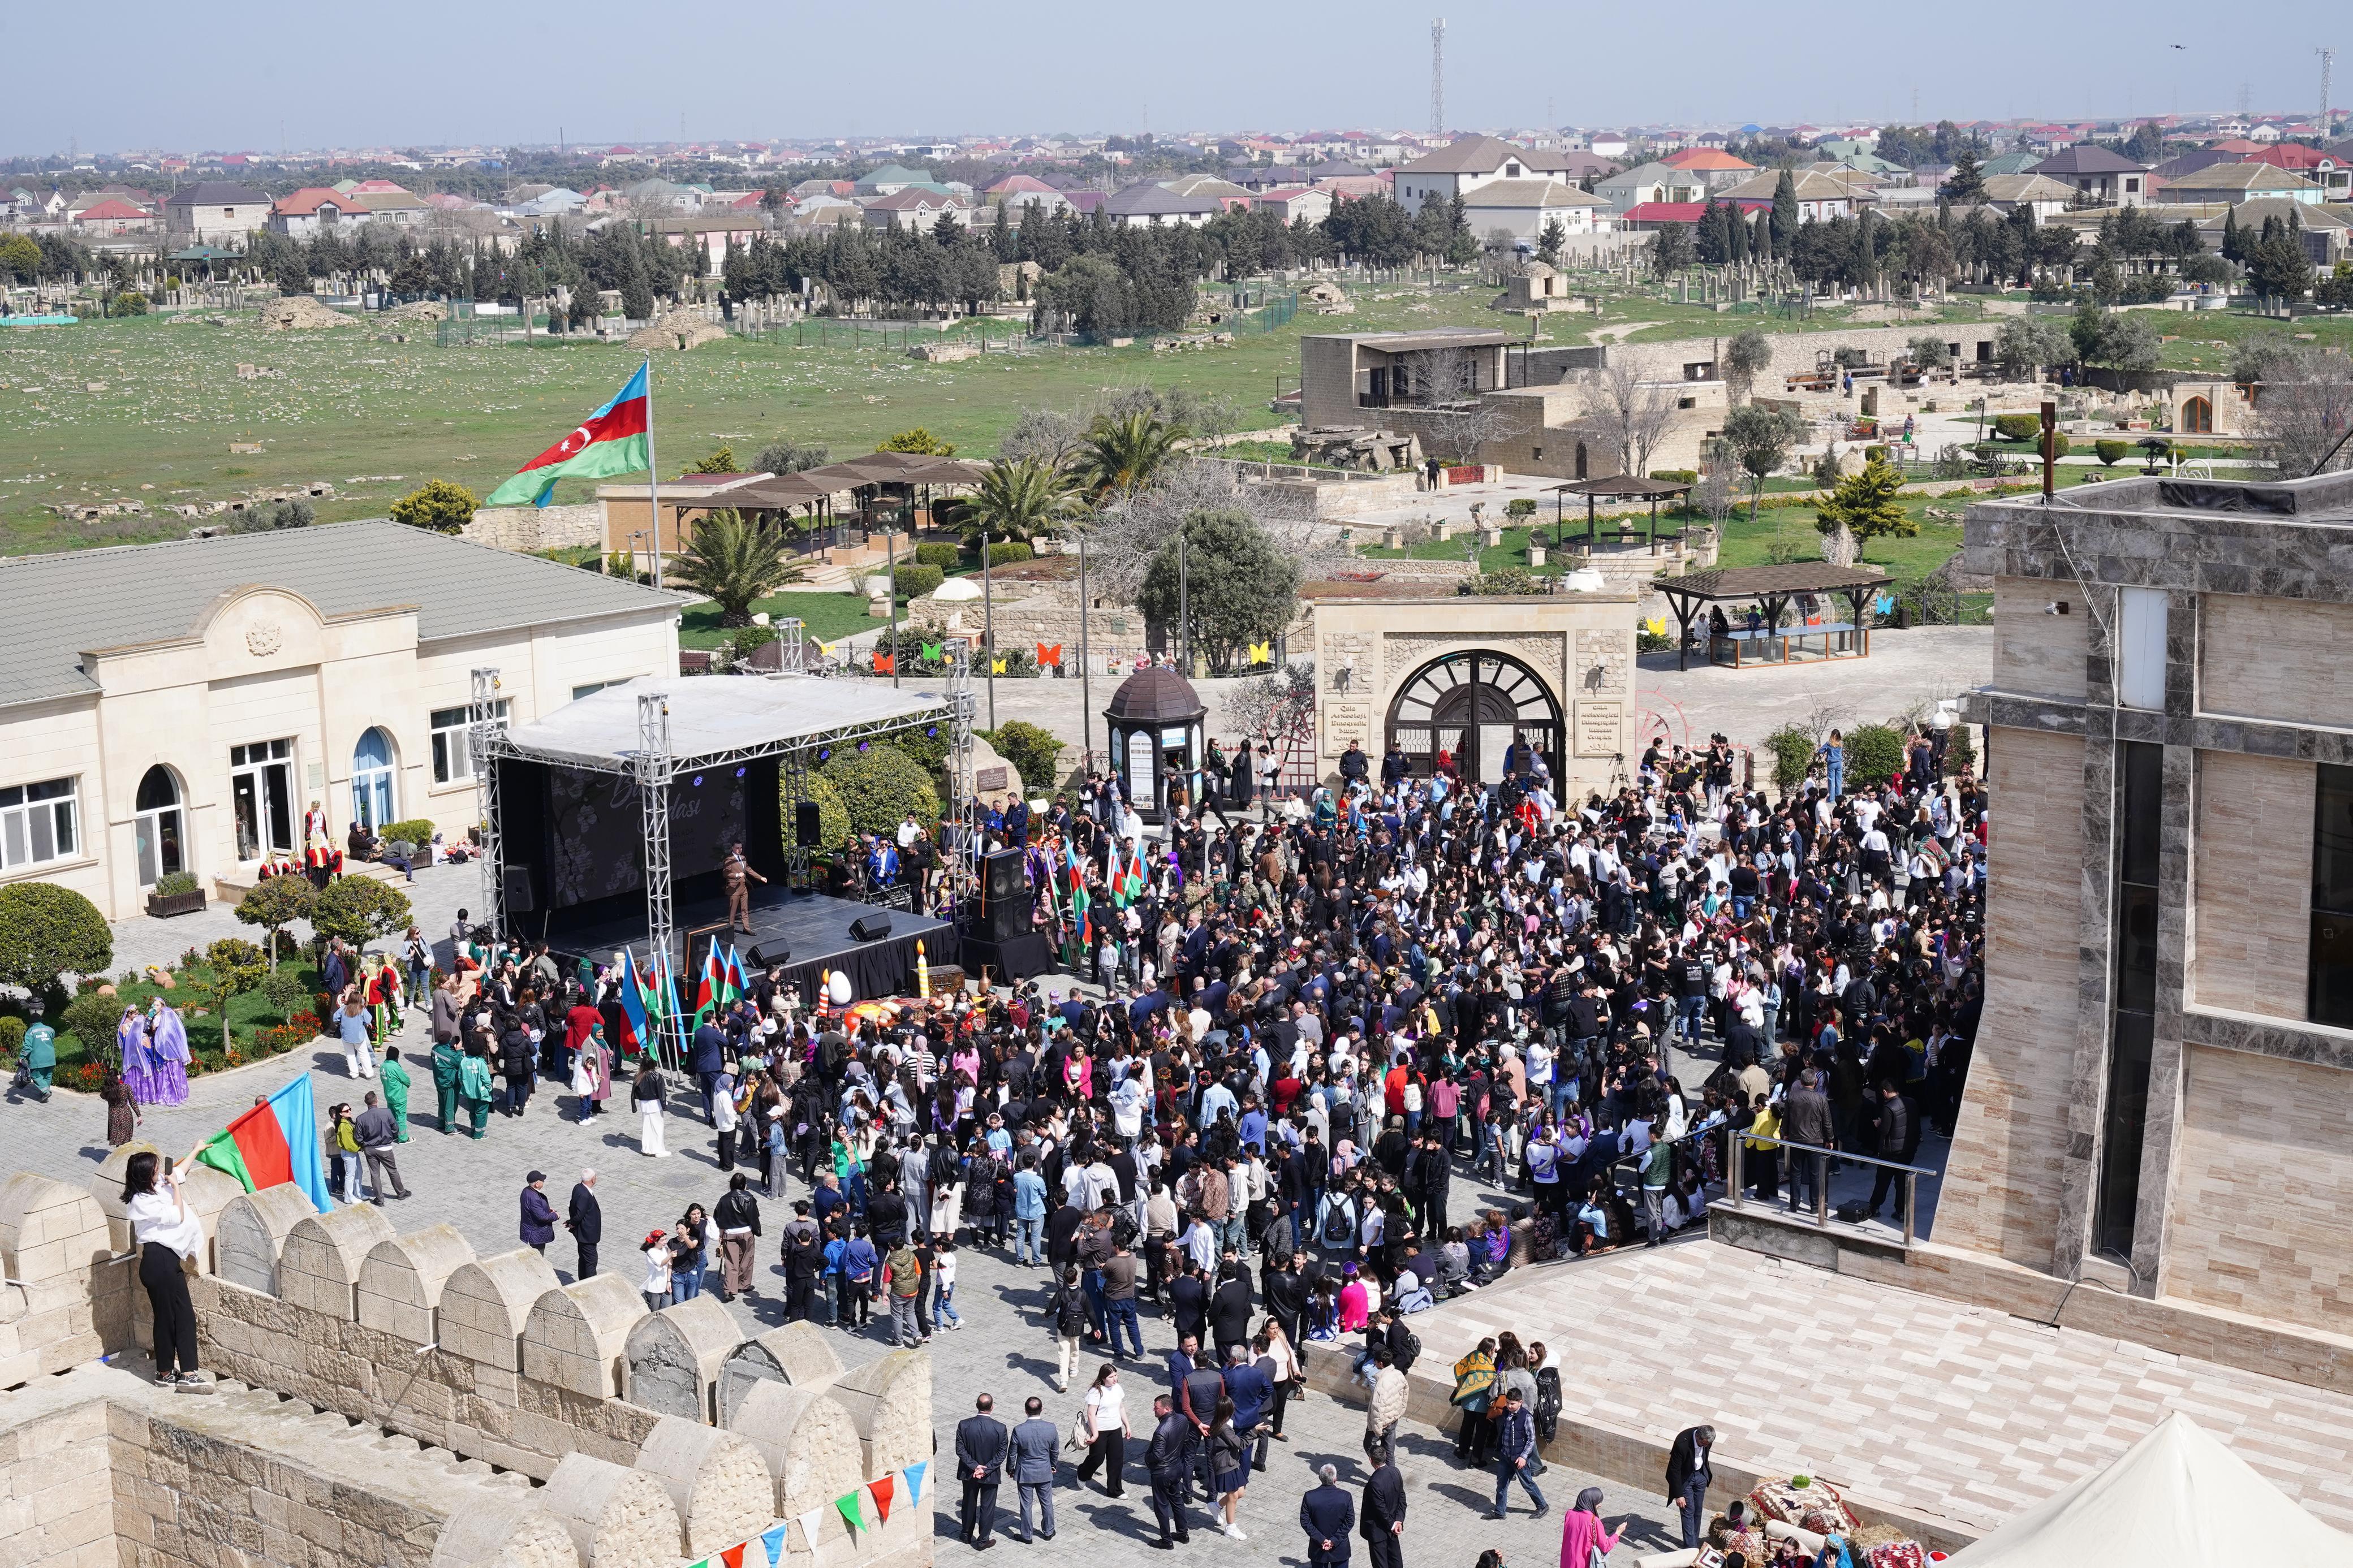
[[794, 1506, 827, 1557], [761, 1523, 790, 1568], [721, 1546, 745, 1568], [903, 1460, 927, 1507], [833, 1489, 868, 1535], [869, 1474, 895, 1524]]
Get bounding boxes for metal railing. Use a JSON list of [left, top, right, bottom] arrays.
[[1723, 1132, 1936, 1246]]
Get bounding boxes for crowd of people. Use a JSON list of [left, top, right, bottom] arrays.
[[114, 701, 1986, 1566]]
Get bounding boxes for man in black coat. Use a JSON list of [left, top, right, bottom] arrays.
[[564, 1170, 601, 1280], [1207, 1266, 1254, 1363], [1300, 1464, 1356, 1568], [1865, 1081, 1922, 1221], [1664, 1423, 1716, 1550], [954, 1393, 1010, 1549], [1361, 1458, 1406, 1568], [1144, 1395, 1193, 1549]]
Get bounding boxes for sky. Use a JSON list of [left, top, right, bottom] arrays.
[[6, 0, 2342, 157]]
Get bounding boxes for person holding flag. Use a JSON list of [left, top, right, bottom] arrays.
[[191, 1072, 334, 1213], [120, 1151, 206, 1386]]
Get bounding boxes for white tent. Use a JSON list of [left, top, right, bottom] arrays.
[[1949, 1411, 2350, 1567]]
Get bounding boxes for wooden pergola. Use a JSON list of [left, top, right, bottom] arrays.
[[1548, 474, 1695, 556], [1653, 564, 1895, 672]]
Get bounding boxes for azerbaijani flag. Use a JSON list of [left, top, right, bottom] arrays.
[[484, 362, 652, 508], [192, 1072, 331, 1213], [1113, 843, 1147, 908], [721, 943, 747, 1007], [615, 948, 653, 1057], [1065, 843, 1092, 948], [692, 941, 721, 1027]]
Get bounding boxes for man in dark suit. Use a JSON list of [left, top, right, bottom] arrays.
[[1008, 1396, 1059, 1543], [1361, 1458, 1406, 1568], [565, 1170, 601, 1280], [1300, 1463, 1356, 1568], [1664, 1423, 1716, 1549], [1144, 1395, 1193, 1549], [954, 1393, 1010, 1549]]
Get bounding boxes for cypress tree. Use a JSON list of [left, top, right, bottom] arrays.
[[1770, 167, 1799, 248]]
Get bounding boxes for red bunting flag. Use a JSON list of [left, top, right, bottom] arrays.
[[874, 651, 895, 673], [720, 1547, 745, 1568], [1036, 642, 1063, 667], [869, 1474, 895, 1523]]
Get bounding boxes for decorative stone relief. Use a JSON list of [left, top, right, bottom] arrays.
[[245, 623, 283, 656]]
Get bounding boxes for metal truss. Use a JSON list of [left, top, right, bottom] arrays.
[[469, 668, 507, 940], [777, 616, 807, 674], [945, 645, 980, 915], [636, 690, 680, 1069]]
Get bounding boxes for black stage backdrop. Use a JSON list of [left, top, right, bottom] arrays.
[[496, 757, 785, 939]]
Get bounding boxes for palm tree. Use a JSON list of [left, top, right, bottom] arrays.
[[670, 509, 805, 627], [1075, 410, 1185, 500], [961, 456, 1078, 547]]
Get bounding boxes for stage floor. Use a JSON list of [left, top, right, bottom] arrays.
[[548, 888, 956, 1006]]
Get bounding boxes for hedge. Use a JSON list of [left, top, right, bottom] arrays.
[[819, 744, 940, 837], [982, 541, 1034, 568], [913, 542, 962, 569], [377, 819, 436, 851], [1992, 414, 2042, 442], [894, 563, 945, 598], [2094, 439, 2129, 466], [1844, 723, 1906, 790], [1763, 725, 1820, 791]]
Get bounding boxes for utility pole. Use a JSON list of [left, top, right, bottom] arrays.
[[1430, 18, 1445, 139]]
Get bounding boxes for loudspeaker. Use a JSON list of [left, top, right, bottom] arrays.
[[747, 943, 788, 969], [849, 912, 892, 943], [502, 866, 535, 914], [976, 848, 1029, 944], [795, 801, 823, 848]]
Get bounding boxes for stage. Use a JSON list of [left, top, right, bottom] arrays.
[[549, 888, 958, 1007]]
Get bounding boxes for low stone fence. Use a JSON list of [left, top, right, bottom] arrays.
[[462, 503, 604, 554]]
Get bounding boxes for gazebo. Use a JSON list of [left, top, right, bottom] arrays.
[[1653, 564, 1895, 671], [1103, 666, 1206, 823], [1548, 475, 1695, 555]]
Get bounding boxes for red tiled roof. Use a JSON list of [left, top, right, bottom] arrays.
[[1619, 202, 1707, 223], [1661, 149, 1754, 171], [74, 199, 148, 221]]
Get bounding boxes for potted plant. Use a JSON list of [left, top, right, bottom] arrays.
[[146, 871, 206, 919]]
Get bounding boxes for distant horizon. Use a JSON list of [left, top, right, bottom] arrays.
[[0, 0, 2334, 162]]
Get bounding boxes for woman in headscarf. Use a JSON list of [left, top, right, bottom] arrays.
[[1557, 1488, 1622, 1568], [572, 1021, 613, 1122], [117, 1007, 158, 1103], [143, 999, 191, 1107], [1449, 1335, 1498, 1462]]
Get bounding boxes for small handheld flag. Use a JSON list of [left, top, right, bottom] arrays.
[[192, 1072, 332, 1213]]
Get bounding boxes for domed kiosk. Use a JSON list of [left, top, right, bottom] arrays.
[[1104, 666, 1206, 823]]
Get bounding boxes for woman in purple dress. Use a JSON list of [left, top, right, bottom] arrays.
[[117, 1008, 161, 1104], [143, 1000, 191, 1107]]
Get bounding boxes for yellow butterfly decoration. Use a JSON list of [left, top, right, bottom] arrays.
[[1248, 641, 1272, 665], [1643, 617, 1666, 637], [991, 656, 1007, 675]]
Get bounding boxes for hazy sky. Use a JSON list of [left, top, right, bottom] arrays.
[[7, 1, 2341, 156]]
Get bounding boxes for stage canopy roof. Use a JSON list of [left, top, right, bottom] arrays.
[[494, 673, 954, 773]]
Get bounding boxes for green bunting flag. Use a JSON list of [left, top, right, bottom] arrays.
[[833, 1489, 868, 1535]]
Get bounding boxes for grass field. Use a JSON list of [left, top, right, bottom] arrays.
[[8, 277, 2341, 558]]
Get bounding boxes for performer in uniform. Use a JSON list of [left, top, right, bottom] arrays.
[[723, 840, 767, 932]]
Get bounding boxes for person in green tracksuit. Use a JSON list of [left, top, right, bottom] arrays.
[[431, 1038, 463, 1135], [379, 1045, 413, 1142], [457, 1043, 494, 1139], [19, 1003, 56, 1102]]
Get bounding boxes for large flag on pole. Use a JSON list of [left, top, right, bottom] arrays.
[[692, 941, 721, 1027], [484, 364, 651, 508], [615, 948, 653, 1056], [192, 1072, 332, 1213], [721, 943, 747, 1008], [1065, 842, 1092, 949]]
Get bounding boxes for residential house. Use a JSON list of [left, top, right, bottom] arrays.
[[1253, 187, 1333, 225], [1159, 175, 1255, 212], [1978, 150, 2045, 177], [1979, 174, 2079, 221], [2191, 198, 2350, 264], [1594, 160, 1708, 214], [162, 181, 274, 245], [2031, 144, 2150, 206], [1462, 179, 1613, 244], [1391, 135, 1592, 215], [2152, 148, 2242, 183], [982, 175, 1071, 217], [1658, 148, 1757, 191], [860, 188, 972, 230], [1101, 183, 1221, 228], [268, 188, 365, 237], [854, 164, 932, 196], [1714, 168, 1864, 219], [2159, 162, 2325, 206], [68, 198, 156, 236]]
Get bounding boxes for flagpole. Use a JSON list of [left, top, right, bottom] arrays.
[[642, 355, 663, 592], [982, 524, 996, 729]]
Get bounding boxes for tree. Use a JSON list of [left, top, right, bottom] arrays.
[[1770, 168, 1799, 249], [962, 456, 1077, 547], [1536, 216, 1566, 266], [391, 480, 479, 533], [1720, 403, 1807, 520], [819, 745, 938, 838], [1076, 409, 1184, 499], [980, 721, 1067, 793], [2247, 230, 2314, 303], [1906, 335, 1950, 370], [229, 498, 314, 533], [671, 511, 806, 626], [202, 938, 270, 1047], [1814, 452, 1915, 564], [755, 435, 829, 474], [0, 232, 42, 283], [1994, 315, 2068, 380], [308, 876, 412, 950], [1942, 148, 1988, 205], [1135, 509, 1302, 673], [0, 882, 111, 1008], [2248, 343, 2353, 478], [234, 874, 315, 962], [1578, 359, 1680, 479], [688, 444, 741, 474], [1648, 222, 1697, 278], [878, 427, 955, 456], [1723, 329, 1773, 404]]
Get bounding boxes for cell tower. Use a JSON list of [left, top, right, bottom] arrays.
[[2321, 47, 2337, 139], [1430, 18, 1445, 139]]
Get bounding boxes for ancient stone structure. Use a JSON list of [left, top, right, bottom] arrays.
[[0, 1146, 933, 1568]]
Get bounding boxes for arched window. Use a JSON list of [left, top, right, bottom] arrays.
[[2183, 396, 2212, 435], [133, 765, 184, 887], [352, 727, 397, 833]]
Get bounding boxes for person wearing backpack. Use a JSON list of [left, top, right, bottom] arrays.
[[1363, 1345, 1408, 1468], [1315, 1187, 1358, 1255], [1046, 1264, 1089, 1393], [883, 1238, 923, 1346]]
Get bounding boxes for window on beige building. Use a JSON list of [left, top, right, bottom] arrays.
[[430, 701, 510, 784], [0, 777, 80, 870]]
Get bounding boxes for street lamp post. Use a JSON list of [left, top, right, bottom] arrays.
[[982, 524, 996, 728]]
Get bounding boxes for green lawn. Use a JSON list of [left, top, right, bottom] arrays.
[[677, 589, 880, 650], [30, 956, 327, 1081]]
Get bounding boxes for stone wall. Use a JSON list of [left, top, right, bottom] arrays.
[[2190, 750, 2312, 1021], [463, 504, 605, 555], [2201, 594, 2353, 731], [1988, 574, 2088, 703], [1611, 321, 2007, 390]]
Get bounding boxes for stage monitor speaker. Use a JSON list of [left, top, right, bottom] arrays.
[[747, 943, 788, 969], [502, 866, 535, 914], [795, 801, 823, 848], [849, 912, 893, 943]]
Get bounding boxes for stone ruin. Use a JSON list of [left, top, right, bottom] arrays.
[[627, 310, 729, 353], [259, 297, 357, 331], [1290, 425, 1423, 472], [0, 1152, 933, 1568]]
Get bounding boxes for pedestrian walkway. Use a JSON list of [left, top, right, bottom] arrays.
[[1381, 1238, 2353, 1541]]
